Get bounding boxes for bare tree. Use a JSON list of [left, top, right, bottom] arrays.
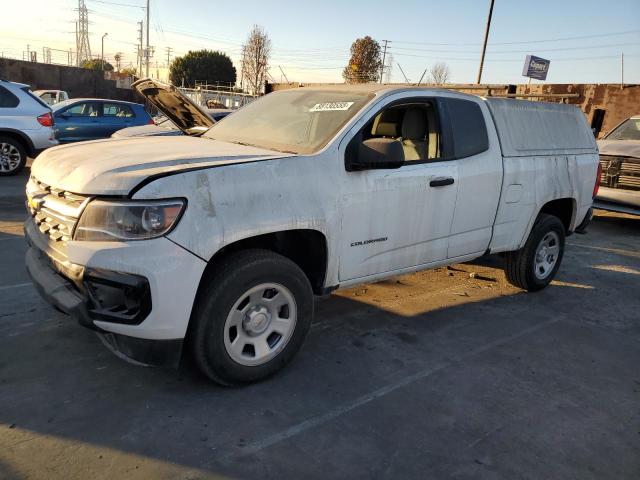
[[241, 25, 271, 94], [429, 62, 451, 85]]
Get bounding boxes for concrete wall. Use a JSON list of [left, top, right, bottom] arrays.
[[268, 81, 640, 138], [0, 58, 137, 102]]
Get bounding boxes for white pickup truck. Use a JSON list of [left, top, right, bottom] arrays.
[[25, 81, 599, 385]]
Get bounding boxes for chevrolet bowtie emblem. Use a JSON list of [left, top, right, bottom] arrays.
[[27, 194, 46, 210]]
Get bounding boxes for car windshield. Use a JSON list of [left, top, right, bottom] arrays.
[[204, 89, 374, 154], [607, 118, 640, 141]]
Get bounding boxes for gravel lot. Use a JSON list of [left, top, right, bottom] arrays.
[[1, 167, 639, 479]]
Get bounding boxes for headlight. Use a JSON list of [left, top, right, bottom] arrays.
[[74, 199, 186, 241]]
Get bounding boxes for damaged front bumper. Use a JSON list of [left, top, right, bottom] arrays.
[[24, 218, 206, 367]]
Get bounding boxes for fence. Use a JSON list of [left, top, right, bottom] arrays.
[[178, 86, 258, 109]]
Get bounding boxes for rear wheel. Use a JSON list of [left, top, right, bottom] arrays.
[[0, 136, 27, 176], [190, 249, 313, 386], [504, 214, 565, 292]]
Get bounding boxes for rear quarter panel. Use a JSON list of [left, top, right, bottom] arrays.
[[489, 152, 598, 252]]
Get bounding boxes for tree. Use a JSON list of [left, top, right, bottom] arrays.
[[429, 62, 451, 85], [81, 58, 114, 71], [120, 66, 137, 77], [241, 25, 271, 95], [343, 36, 382, 84], [169, 50, 236, 88]]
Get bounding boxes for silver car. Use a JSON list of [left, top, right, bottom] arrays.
[[0, 80, 58, 175], [595, 115, 640, 215]]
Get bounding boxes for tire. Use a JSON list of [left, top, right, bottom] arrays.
[[504, 213, 566, 292], [190, 249, 313, 386], [0, 136, 27, 176]]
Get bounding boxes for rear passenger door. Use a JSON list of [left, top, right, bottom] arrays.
[[101, 102, 136, 136], [442, 98, 503, 258]]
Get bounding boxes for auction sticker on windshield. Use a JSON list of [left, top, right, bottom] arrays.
[[309, 102, 354, 112]]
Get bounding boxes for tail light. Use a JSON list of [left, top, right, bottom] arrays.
[[147, 118, 155, 125], [37, 112, 54, 127], [593, 162, 602, 198]]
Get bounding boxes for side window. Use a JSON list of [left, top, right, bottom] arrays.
[[65, 102, 100, 117], [446, 98, 489, 158], [363, 100, 442, 162], [103, 103, 134, 118], [39, 92, 56, 105], [0, 86, 20, 108]]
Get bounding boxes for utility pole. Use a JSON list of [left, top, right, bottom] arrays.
[[101, 33, 108, 70], [137, 21, 143, 76], [417, 67, 428, 85], [379, 39, 389, 84], [397, 62, 409, 83], [145, 0, 150, 77], [278, 65, 290, 84], [165, 46, 173, 67], [476, 0, 495, 84], [240, 45, 246, 92]]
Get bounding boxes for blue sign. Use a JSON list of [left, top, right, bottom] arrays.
[[522, 55, 550, 81]]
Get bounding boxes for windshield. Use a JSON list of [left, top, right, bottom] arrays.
[[607, 118, 640, 141], [204, 89, 373, 154]]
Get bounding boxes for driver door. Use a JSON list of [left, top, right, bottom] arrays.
[[338, 95, 459, 282]]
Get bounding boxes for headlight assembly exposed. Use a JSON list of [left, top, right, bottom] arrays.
[[74, 199, 185, 241]]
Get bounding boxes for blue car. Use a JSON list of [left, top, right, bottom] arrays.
[[52, 99, 152, 143]]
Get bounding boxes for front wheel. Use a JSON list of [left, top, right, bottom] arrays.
[[190, 249, 313, 386], [504, 213, 566, 292]]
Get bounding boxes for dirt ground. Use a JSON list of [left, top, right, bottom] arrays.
[[1, 169, 639, 479]]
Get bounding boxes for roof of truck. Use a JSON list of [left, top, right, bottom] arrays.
[[280, 84, 464, 96]]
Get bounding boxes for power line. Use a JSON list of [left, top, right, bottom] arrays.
[[90, 0, 144, 8], [391, 28, 640, 47], [389, 41, 640, 56]]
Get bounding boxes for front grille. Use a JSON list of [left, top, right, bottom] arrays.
[[26, 176, 90, 242], [599, 155, 640, 191]]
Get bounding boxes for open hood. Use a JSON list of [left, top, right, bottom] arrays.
[[597, 139, 640, 159], [132, 78, 215, 136]]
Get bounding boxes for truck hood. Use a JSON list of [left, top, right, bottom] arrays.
[[31, 136, 294, 196], [131, 78, 214, 136], [597, 139, 640, 158], [111, 124, 180, 138]]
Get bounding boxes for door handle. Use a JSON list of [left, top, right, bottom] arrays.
[[429, 177, 455, 187]]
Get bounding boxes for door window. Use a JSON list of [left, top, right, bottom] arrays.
[[445, 98, 489, 158], [65, 102, 100, 117], [359, 100, 443, 163], [103, 103, 135, 118], [0, 86, 20, 108]]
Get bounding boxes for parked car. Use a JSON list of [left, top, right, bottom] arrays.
[[33, 89, 70, 106], [52, 98, 152, 143], [112, 109, 232, 139], [0, 79, 57, 175], [25, 80, 598, 385], [594, 115, 640, 215]]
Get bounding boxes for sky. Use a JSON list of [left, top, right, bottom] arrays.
[[1, 0, 639, 85]]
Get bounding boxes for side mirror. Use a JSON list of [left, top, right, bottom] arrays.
[[57, 112, 70, 119], [346, 138, 405, 171]]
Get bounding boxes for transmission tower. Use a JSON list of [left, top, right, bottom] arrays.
[[384, 53, 394, 83], [75, 0, 92, 66]]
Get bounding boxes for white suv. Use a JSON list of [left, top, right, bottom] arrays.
[[0, 80, 58, 175]]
